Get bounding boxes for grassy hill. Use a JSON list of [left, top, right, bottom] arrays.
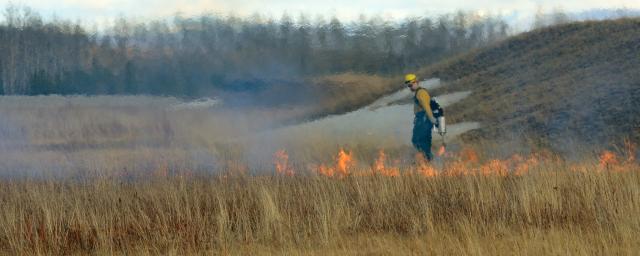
[[415, 18, 640, 151]]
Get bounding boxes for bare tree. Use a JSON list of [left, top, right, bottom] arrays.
[[0, 6, 509, 95]]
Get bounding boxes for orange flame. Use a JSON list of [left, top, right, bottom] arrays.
[[437, 146, 446, 157], [274, 149, 295, 176], [315, 148, 355, 178], [460, 147, 479, 163], [309, 142, 638, 179], [480, 159, 509, 177], [415, 153, 438, 177], [316, 164, 335, 177], [443, 161, 471, 176], [599, 150, 618, 168], [374, 150, 385, 172], [513, 154, 539, 176], [336, 149, 354, 177], [373, 150, 400, 177]]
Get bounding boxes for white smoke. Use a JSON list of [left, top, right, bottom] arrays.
[[168, 97, 222, 111]]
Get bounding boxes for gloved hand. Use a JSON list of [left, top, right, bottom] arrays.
[[428, 116, 437, 125]]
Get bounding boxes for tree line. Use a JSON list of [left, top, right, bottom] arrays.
[[0, 5, 510, 96]]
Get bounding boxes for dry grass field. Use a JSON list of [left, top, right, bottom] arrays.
[[2, 19, 640, 255], [0, 116, 640, 255], [1, 91, 639, 255], [1, 147, 639, 255]]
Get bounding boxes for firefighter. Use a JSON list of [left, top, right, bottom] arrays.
[[405, 73, 436, 161]]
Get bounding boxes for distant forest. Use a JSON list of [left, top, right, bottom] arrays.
[[0, 5, 510, 96]]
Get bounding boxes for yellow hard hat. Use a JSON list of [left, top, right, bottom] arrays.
[[404, 73, 417, 83]]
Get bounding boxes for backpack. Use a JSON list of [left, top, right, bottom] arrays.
[[415, 88, 444, 118]]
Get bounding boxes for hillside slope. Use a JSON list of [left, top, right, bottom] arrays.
[[417, 18, 640, 150]]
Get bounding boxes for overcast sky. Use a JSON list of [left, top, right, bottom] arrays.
[[4, 0, 640, 29]]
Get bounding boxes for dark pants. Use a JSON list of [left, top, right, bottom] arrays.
[[412, 111, 433, 161]]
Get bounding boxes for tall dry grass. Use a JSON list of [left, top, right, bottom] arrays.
[[1, 158, 639, 255], [0, 94, 415, 177], [0, 95, 315, 177], [1, 94, 639, 255]]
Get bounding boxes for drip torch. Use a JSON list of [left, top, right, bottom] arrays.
[[433, 106, 446, 152]]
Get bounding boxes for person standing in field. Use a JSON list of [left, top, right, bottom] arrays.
[[405, 73, 436, 161]]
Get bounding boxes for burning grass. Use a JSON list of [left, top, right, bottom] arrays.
[[1, 148, 639, 255], [1, 95, 639, 254], [274, 144, 638, 179]]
